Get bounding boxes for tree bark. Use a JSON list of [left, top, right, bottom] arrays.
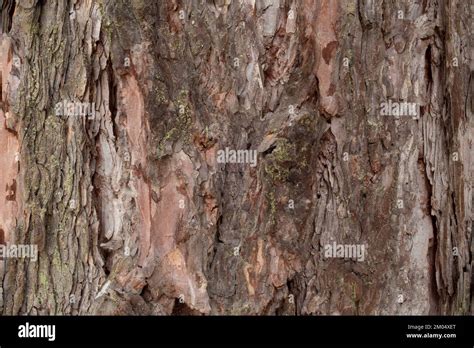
[[0, 0, 472, 315]]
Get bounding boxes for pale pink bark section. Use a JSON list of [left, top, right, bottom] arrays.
[[310, 0, 340, 117], [0, 35, 20, 243]]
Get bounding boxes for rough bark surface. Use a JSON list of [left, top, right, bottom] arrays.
[[0, 0, 472, 315]]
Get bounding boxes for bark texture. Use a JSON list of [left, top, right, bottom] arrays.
[[0, 0, 472, 315]]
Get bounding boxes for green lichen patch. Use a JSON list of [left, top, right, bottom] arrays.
[[266, 191, 277, 225], [156, 89, 194, 158], [264, 138, 296, 183]]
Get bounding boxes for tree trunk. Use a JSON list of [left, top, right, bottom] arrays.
[[0, 0, 472, 315]]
